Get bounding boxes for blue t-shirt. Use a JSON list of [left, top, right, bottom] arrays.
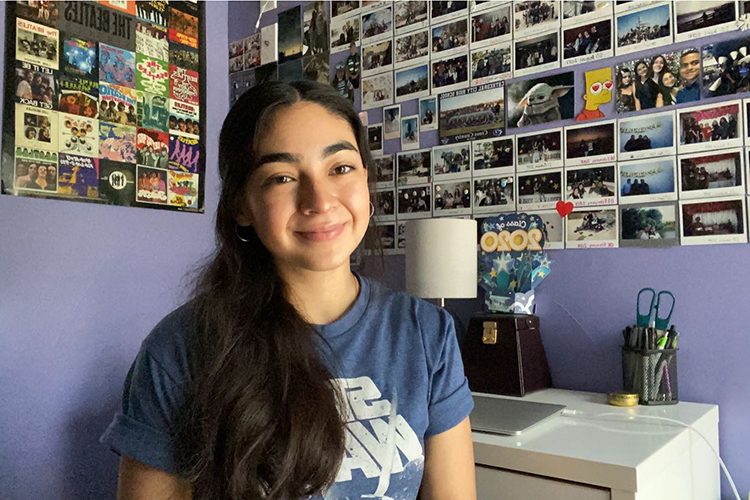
[[100, 276, 474, 499]]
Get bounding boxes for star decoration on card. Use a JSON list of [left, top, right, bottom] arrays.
[[553, 183, 559, 190], [526, 179, 531, 185], [538, 270, 546, 278], [490, 268, 497, 278], [541, 175, 547, 181]]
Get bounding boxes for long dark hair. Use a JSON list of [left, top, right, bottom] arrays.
[[176, 81, 373, 499]]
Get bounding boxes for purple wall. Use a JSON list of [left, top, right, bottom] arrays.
[[0, 2, 228, 499], [229, 2, 749, 496]]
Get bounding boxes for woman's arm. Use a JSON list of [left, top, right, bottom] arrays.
[[418, 417, 476, 500], [116, 455, 192, 500]]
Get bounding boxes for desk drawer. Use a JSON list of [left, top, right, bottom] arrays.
[[476, 465, 611, 500]]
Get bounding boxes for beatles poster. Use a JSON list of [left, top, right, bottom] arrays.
[[2, 1, 205, 212]]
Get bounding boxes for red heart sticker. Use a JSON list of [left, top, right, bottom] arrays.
[[556, 200, 574, 218], [604, 81, 613, 90], [591, 83, 600, 92]]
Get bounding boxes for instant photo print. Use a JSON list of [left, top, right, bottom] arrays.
[[361, 39, 393, 78], [434, 179, 472, 216], [680, 196, 748, 245], [330, 14, 360, 54], [373, 187, 396, 222], [470, 3, 513, 50], [677, 100, 743, 154], [394, 28, 430, 69], [367, 123, 383, 154], [395, 63, 430, 103], [383, 105, 400, 140], [433, 143, 471, 181], [437, 81, 505, 144], [515, 128, 564, 172], [566, 207, 619, 248], [562, 17, 613, 67], [397, 184, 432, 219], [514, 30, 561, 78], [419, 96, 438, 131], [472, 136, 514, 177], [564, 120, 617, 166], [513, 0, 561, 38], [361, 71, 394, 110], [674, 0, 737, 43], [431, 1, 469, 24], [532, 209, 565, 249], [366, 221, 397, 255], [373, 153, 395, 188], [678, 149, 745, 200], [620, 202, 679, 248], [473, 174, 516, 214], [400, 114, 420, 150], [618, 157, 678, 205], [701, 34, 750, 99], [397, 148, 431, 185], [361, 5, 394, 44], [431, 51, 470, 95], [431, 17, 469, 59], [516, 168, 563, 211], [618, 110, 676, 160], [394, 0, 429, 35], [562, 0, 613, 25], [565, 164, 618, 207], [471, 42, 513, 86], [614, 50, 691, 113], [615, 2, 673, 56]]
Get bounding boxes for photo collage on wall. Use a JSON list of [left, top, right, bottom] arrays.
[[4, 0, 205, 212], [228, 0, 750, 251]]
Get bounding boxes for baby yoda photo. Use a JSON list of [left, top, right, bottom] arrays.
[[507, 72, 575, 129]]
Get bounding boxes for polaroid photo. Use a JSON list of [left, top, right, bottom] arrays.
[[506, 72, 575, 129], [677, 100, 743, 154], [374, 186, 396, 222], [618, 110, 676, 160], [394, 28, 430, 70], [566, 207, 620, 248], [744, 99, 750, 141], [400, 114, 420, 150], [432, 17, 469, 60], [278, 6, 304, 63], [473, 174, 516, 214], [332, 1, 360, 18], [614, 50, 687, 113], [362, 1, 387, 12], [437, 81, 505, 144], [261, 23, 278, 64], [470, 3, 513, 50], [372, 153, 395, 188], [419, 96, 438, 131], [515, 128, 564, 172], [620, 202, 679, 247], [397, 184, 433, 219], [532, 209, 565, 249], [679, 149, 745, 200], [368, 123, 383, 154], [397, 148, 431, 186], [565, 163, 617, 208], [434, 178, 473, 216], [564, 120, 617, 166], [701, 34, 750, 99], [330, 14, 360, 54], [361, 39, 393, 78], [366, 222, 398, 255], [433, 142, 471, 181], [470, 0, 497, 13], [562, 17, 613, 67], [513, 0, 561, 38], [514, 30, 561, 78], [383, 105, 401, 140], [470, 41, 513, 86], [394, 1, 429, 35], [361, 71, 393, 110], [615, 1, 660, 13], [563, 1, 613, 25], [618, 157, 677, 204], [472, 136, 514, 177], [361, 5, 393, 45], [680, 196, 748, 245], [431, 51, 470, 95], [674, 1, 737, 43], [431, 1, 469, 23], [395, 63, 430, 103], [615, 2, 672, 56], [516, 168, 563, 211]]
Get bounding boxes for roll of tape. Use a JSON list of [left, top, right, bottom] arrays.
[[608, 391, 639, 407]]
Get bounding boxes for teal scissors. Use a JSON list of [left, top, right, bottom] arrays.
[[636, 288, 675, 330]]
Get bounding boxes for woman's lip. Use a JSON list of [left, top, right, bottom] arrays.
[[295, 223, 345, 242]]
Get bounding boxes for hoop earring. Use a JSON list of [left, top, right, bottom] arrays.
[[369, 201, 375, 218], [235, 223, 250, 243]]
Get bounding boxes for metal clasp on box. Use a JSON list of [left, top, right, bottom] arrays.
[[482, 321, 498, 345]]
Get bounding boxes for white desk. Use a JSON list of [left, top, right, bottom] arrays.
[[472, 389, 720, 500]]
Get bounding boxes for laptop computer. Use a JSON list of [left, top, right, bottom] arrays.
[[470, 394, 566, 436]]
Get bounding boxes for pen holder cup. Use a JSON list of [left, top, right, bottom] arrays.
[[622, 346, 678, 405]]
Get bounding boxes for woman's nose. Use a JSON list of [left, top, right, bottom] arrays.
[[298, 177, 338, 214]]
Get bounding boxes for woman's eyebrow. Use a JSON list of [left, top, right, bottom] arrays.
[[257, 141, 359, 168]]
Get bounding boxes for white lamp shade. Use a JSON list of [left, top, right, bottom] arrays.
[[405, 218, 478, 299]]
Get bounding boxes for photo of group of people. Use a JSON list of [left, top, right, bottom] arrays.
[[678, 102, 741, 152], [616, 49, 701, 113], [701, 35, 750, 98], [562, 18, 611, 65], [397, 149, 431, 185], [565, 165, 617, 206], [433, 143, 470, 179], [362, 5, 394, 44], [679, 150, 744, 199], [621, 204, 677, 246], [564, 121, 616, 165], [514, 1, 560, 37], [14, 64, 55, 109], [373, 154, 395, 186], [619, 157, 677, 204], [471, 44, 512, 85], [680, 198, 746, 244], [474, 175, 515, 213], [14, 151, 58, 193], [514, 31, 559, 76], [431, 54, 469, 93], [567, 208, 618, 248], [431, 18, 468, 56], [618, 111, 676, 160], [517, 170, 562, 211], [397, 185, 432, 218], [395, 29, 429, 68], [362, 40, 393, 77], [472, 137, 514, 175], [434, 180, 472, 215], [470, 4, 512, 49], [437, 81, 504, 143], [516, 130, 563, 170]]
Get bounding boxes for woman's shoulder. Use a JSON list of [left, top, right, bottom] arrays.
[[138, 301, 197, 380]]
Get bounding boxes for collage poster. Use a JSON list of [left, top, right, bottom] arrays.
[[2, 1, 205, 213]]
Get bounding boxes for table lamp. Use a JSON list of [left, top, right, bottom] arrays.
[[405, 218, 478, 307]]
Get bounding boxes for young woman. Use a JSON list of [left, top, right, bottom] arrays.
[[656, 71, 679, 107], [616, 68, 640, 113], [101, 81, 476, 500], [634, 60, 659, 110], [650, 55, 666, 85]]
